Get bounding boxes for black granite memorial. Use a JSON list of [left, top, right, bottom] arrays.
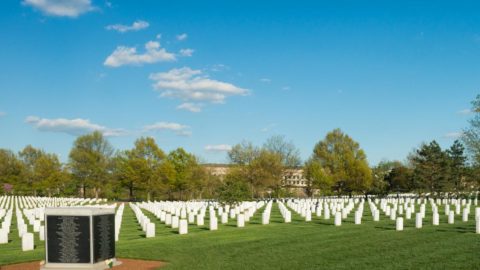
[[93, 214, 115, 262], [42, 207, 119, 270]]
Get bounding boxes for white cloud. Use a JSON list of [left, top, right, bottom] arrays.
[[22, 0, 94, 17], [104, 41, 176, 67], [156, 33, 162, 39], [106, 20, 149, 33], [176, 33, 188, 41], [177, 102, 202, 113], [143, 121, 191, 136], [458, 109, 473, 115], [150, 67, 249, 104], [0, 112, 5, 117], [25, 116, 126, 137], [443, 132, 463, 139], [282, 86, 290, 91], [179, 48, 194, 57], [260, 78, 271, 83], [205, 144, 232, 152]]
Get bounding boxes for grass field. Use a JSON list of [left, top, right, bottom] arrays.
[[1, 202, 479, 269]]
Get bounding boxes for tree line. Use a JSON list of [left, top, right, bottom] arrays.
[[1, 96, 480, 200]]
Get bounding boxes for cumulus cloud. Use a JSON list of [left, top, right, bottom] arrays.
[[25, 116, 126, 137], [104, 41, 176, 67], [205, 144, 232, 152], [149, 67, 249, 105], [106, 20, 149, 33], [143, 121, 191, 136], [176, 33, 188, 41], [22, 0, 94, 17], [176, 102, 202, 113], [443, 132, 463, 139], [179, 48, 194, 57]]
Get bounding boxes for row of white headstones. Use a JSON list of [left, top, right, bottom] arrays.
[[285, 196, 480, 232], [0, 196, 109, 251], [129, 200, 272, 237], [125, 196, 480, 237]]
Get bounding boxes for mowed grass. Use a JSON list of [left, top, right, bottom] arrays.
[[1, 202, 479, 269]]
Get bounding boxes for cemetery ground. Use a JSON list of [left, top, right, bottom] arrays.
[[1, 202, 479, 270]]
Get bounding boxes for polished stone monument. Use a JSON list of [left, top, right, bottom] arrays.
[[41, 207, 120, 270]]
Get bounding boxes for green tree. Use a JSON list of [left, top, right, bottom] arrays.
[[18, 145, 44, 195], [228, 141, 259, 165], [385, 164, 413, 193], [168, 148, 200, 200], [34, 153, 68, 197], [263, 135, 301, 167], [446, 140, 467, 192], [410, 141, 451, 193], [304, 158, 334, 196], [131, 137, 166, 201], [0, 149, 24, 194], [250, 149, 284, 197], [310, 129, 372, 194], [217, 173, 250, 206], [69, 131, 114, 198], [370, 160, 402, 194], [462, 94, 480, 164]]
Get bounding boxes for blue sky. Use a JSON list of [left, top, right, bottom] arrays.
[[0, 0, 479, 165]]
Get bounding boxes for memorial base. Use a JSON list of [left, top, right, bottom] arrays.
[[41, 259, 122, 270]]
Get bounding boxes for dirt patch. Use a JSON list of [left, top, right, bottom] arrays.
[[0, 258, 166, 270]]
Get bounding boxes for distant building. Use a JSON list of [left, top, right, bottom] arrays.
[[202, 164, 311, 196]]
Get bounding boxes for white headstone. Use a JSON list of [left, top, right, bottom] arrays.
[[39, 225, 45, 241], [448, 211, 455, 224], [209, 217, 218, 231], [432, 212, 439, 226], [476, 217, 480, 234], [324, 207, 330, 220], [221, 213, 228, 224], [172, 216, 179, 229], [33, 220, 40, 232], [305, 210, 312, 222], [146, 222, 155, 238], [354, 211, 362, 225], [462, 208, 469, 222], [165, 214, 172, 226], [188, 212, 195, 224], [237, 214, 245, 227], [22, 232, 34, 251], [405, 208, 412, 219], [396, 217, 404, 231], [415, 213, 422, 229], [284, 211, 291, 223], [0, 229, 8, 244], [179, 219, 188, 235], [334, 212, 342, 226], [262, 212, 269, 225], [197, 215, 204, 226]]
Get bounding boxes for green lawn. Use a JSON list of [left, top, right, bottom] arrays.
[[1, 202, 479, 269]]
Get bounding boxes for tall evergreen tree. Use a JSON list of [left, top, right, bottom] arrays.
[[446, 140, 467, 192], [410, 141, 451, 192]]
